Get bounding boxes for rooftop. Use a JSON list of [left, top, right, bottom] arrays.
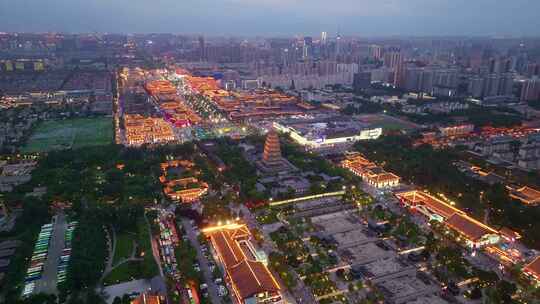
[[445, 213, 498, 241], [131, 294, 162, 304], [228, 260, 280, 299], [204, 224, 281, 300], [396, 191, 464, 219], [524, 256, 540, 280], [508, 186, 540, 206]]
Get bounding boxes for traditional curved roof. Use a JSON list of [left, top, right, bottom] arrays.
[[524, 256, 540, 281], [229, 260, 280, 299], [445, 213, 498, 241]]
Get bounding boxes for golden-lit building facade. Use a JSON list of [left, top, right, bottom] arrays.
[[203, 224, 282, 304], [341, 154, 400, 188]]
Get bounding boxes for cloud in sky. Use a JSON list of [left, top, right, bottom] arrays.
[[0, 0, 539, 36]]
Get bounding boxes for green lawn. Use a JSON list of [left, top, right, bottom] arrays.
[[22, 117, 113, 153], [113, 233, 135, 265], [103, 261, 144, 286], [136, 217, 159, 279], [103, 217, 158, 286]]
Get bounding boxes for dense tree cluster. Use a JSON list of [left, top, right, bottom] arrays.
[[64, 207, 107, 291], [211, 138, 263, 201], [2, 143, 197, 301], [355, 135, 540, 249], [403, 105, 523, 128]]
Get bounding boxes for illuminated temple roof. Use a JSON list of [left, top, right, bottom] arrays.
[[445, 213, 498, 241], [205, 224, 280, 300], [509, 186, 540, 206], [524, 256, 540, 281], [396, 191, 464, 219], [131, 294, 161, 304], [229, 260, 280, 299]]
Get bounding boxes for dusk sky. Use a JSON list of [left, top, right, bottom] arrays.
[[1, 0, 540, 36]]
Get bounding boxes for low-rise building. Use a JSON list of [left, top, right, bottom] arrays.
[[203, 224, 282, 304], [274, 117, 382, 155], [0, 161, 37, 192], [524, 256, 540, 286], [124, 114, 176, 146], [131, 293, 163, 304], [159, 160, 208, 203], [341, 154, 400, 188], [508, 186, 540, 206], [396, 190, 501, 248], [439, 124, 474, 137], [396, 190, 464, 222], [445, 213, 500, 249]]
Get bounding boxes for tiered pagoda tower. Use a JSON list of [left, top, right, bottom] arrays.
[[256, 128, 297, 174], [262, 129, 283, 167]]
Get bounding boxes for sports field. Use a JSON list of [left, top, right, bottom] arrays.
[[22, 117, 113, 153]]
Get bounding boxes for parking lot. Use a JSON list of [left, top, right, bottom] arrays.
[[22, 213, 69, 297], [181, 218, 225, 303], [34, 214, 67, 295]]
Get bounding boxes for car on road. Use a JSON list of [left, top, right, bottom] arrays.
[[32, 253, 47, 260], [25, 273, 42, 282], [22, 283, 36, 296], [200, 283, 209, 297], [218, 285, 228, 297]]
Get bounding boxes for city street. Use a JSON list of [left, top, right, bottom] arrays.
[[180, 218, 222, 304]]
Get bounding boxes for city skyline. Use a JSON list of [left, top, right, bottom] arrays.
[[3, 2, 540, 302], [1, 0, 540, 36]]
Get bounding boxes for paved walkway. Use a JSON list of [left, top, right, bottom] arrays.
[[146, 212, 164, 278], [100, 215, 162, 286], [101, 278, 153, 304]]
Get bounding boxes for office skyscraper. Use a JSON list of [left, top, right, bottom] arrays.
[[321, 32, 327, 44], [369, 45, 382, 60], [521, 78, 540, 101], [198, 36, 206, 62], [335, 33, 342, 58], [384, 48, 404, 88]]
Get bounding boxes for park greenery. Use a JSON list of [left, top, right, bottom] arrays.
[[403, 105, 524, 128], [341, 99, 386, 115], [2, 142, 198, 301], [210, 137, 264, 201], [281, 138, 359, 185], [61, 206, 107, 299]]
